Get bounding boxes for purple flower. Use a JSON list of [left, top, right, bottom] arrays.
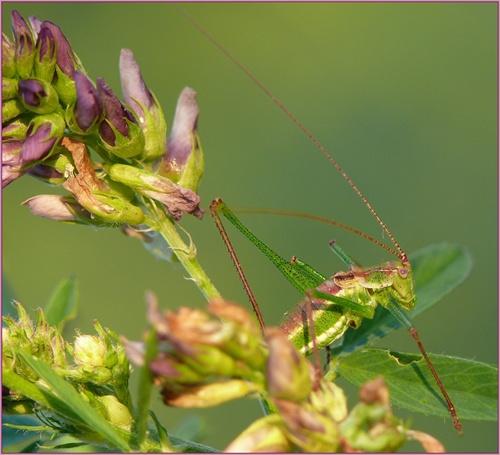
[[21, 122, 57, 162], [119, 49, 155, 119], [11, 10, 36, 78], [34, 26, 56, 82], [119, 49, 167, 161], [72, 71, 102, 132], [18, 79, 46, 107], [158, 87, 204, 192], [20, 114, 65, 163], [40, 20, 79, 77], [165, 87, 200, 172], [2, 140, 25, 187], [22, 194, 82, 222], [17, 78, 59, 114], [28, 15, 43, 37], [97, 78, 137, 145]]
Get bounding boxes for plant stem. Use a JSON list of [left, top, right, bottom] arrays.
[[152, 204, 220, 300]]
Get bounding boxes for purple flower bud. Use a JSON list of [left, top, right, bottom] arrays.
[[70, 71, 102, 133], [2, 140, 25, 187], [18, 79, 45, 107], [97, 78, 137, 145], [2, 33, 16, 78], [20, 114, 65, 162], [164, 87, 200, 174], [22, 194, 82, 222], [28, 163, 64, 183], [119, 49, 167, 161], [119, 49, 154, 119], [11, 10, 35, 78], [34, 26, 56, 82], [18, 78, 58, 113], [28, 16, 43, 37], [40, 21, 79, 77], [159, 87, 204, 192], [21, 122, 56, 162]]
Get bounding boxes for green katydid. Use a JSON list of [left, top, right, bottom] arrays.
[[178, 6, 463, 436]]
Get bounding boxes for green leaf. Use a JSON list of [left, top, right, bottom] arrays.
[[44, 276, 79, 331], [329, 243, 472, 356], [14, 352, 131, 452], [337, 348, 497, 421]]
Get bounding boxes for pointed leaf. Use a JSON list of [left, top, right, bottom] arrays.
[[44, 276, 79, 330], [15, 352, 131, 451], [329, 243, 472, 356], [337, 348, 497, 421]]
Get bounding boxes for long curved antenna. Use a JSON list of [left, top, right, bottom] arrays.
[[235, 207, 400, 259], [175, 5, 407, 264]]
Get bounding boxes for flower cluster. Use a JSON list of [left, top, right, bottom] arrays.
[[2, 302, 134, 436], [3, 10, 204, 228], [125, 296, 443, 452]]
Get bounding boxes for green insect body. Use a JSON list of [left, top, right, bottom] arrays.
[[281, 261, 416, 355]]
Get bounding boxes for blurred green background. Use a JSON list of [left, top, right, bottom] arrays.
[[2, 2, 497, 452]]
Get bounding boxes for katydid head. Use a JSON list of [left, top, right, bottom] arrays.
[[389, 261, 416, 312]]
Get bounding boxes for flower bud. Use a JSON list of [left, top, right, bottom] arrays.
[[265, 328, 312, 402], [40, 20, 84, 104], [158, 87, 204, 192], [22, 194, 92, 223], [2, 140, 24, 187], [119, 49, 166, 161], [161, 380, 257, 408], [2, 302, 67, 381], [338, 378, 406, 452], [309, 379, 348, 423], [28, 16, 42, 36], [66, 322, 129, 387], [109, 164, 203, 221], [225, 415, 292, 453], [97, 395, 133, 431], [2, 33, 16, 78], [21, 113, 65, 162], [11, 10, 36, 79], [97, 78, 144, 158], [66, 71, 102, 134], [33, 26, 57, 82], [275, 398, 340, 452], [73, 335, 108, 368], [18, 77, 59, 114]]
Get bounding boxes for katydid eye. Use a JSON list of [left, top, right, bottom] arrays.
[[398, 268, 408, 278]]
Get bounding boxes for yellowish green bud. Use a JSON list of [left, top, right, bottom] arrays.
[[73, 335, 108, 368], [225, 414, 292, 452], [98, 395, 133, 431], [161, 379, 258, 408]]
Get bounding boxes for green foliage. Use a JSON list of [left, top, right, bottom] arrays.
[[338, 350, 497, 421]]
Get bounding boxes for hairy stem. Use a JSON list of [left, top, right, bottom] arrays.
[[152, 204, 220, 300]]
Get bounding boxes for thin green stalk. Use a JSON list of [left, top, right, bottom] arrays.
[[151, 204, 220, 300]]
